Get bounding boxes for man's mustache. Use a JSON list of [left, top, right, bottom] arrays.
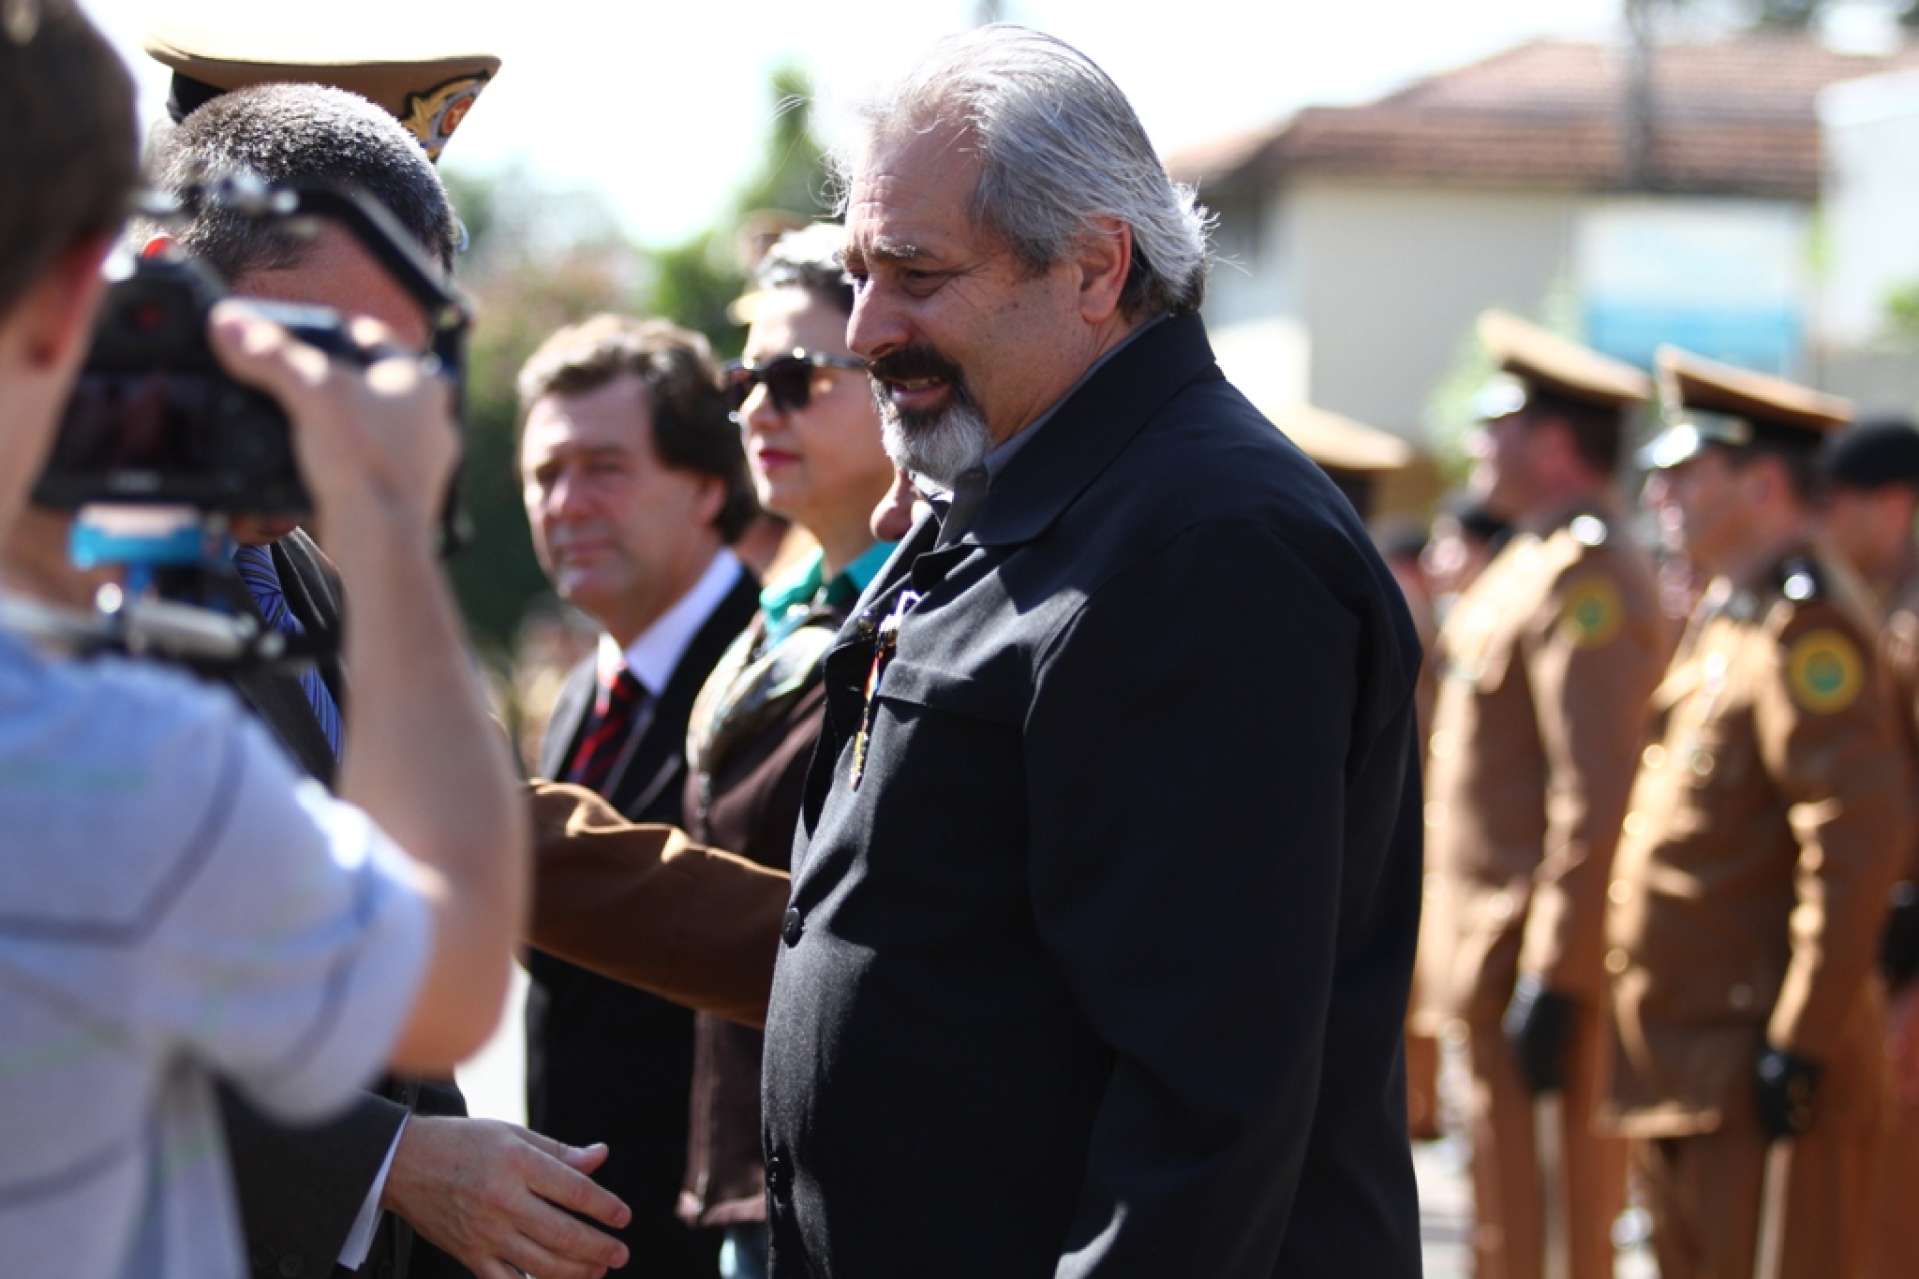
[[869, 346, 968, 390]]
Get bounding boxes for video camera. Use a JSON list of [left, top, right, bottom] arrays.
[[2, 176, 472, 670]]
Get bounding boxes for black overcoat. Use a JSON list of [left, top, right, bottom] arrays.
[[761, 313, 1426, 1278]]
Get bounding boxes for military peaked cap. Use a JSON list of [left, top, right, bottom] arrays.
[[1642, 347, 1852, 471], [1473, 309, 1653, 422], [144, 20, 498, 161]]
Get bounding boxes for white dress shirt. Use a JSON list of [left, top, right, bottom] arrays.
[[597, 549, 746, 694]]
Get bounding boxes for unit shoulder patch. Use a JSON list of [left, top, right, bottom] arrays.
[[1785, 628, 1865, 714], [1558, 576, 1624, 649]]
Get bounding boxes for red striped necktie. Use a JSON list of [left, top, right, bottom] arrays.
[[566, 665, 648, 793]]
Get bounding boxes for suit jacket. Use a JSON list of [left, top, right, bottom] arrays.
[[761, 313, 1426, 1278], [1604, 548, 1912, 1138], [215, 527, 470, 1279], [524, 570, 758, 1275], [1416, 506, 1667, 1030]]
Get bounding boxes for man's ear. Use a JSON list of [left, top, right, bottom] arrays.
[[1075, 217, 1132, 326], [10, 233, 114, 371], [693, 472, 727, 533]]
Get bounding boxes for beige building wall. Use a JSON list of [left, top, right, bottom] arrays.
[[1287, 179, 1582, 441]]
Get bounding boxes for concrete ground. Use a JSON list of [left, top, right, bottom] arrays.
[[458, 972, 1657, 1276]]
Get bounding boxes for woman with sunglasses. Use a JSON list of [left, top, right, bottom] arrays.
[[677, 223, 895, 1279]]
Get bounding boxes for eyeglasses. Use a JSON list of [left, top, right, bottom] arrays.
[[723, 349, 868, 416]]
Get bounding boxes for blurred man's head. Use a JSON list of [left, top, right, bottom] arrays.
[[1820, 416, 1919, 583], [1466, 313, 1649, 522], [517, 316, 755, 647], [1639, 349, 1846, 577], [835, 26, 1213, 484], [0, 0, 138, 544], [141, 82, 457, 543]]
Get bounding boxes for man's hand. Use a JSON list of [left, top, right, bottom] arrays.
[[1502, 975, 1576, 1095], [383, 1117, 631, 1279]]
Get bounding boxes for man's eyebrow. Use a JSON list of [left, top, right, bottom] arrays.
[[528, 441, 628, 470], [861, 237, 933, 265]]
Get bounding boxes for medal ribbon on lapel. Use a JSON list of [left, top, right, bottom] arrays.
[[851, 590, 920, 788]]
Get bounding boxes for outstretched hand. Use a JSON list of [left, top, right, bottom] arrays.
[[382, 1116, 631, 1279]]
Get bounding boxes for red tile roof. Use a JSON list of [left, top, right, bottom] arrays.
[[1168, 35, 1919, 198]]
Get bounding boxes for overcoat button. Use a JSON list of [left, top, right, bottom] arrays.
[[783, 908, 804, 947], [767, 1151, 793, 1198]]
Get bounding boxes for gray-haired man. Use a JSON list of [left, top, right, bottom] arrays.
[[758, 25, 1424, 1277]]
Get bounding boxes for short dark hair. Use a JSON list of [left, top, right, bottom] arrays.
[[0, 0, 137, 317], [1525, 390, 1626, 476], [516, 315, 757, 543], [149, 82, 458, 280], [749, 223, 855, 317]]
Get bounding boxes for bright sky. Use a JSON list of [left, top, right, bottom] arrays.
[[81, 0, 1627, 247]]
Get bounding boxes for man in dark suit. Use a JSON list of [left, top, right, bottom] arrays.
[[126, 53, 630, 1279], [746, 27, 1425, 1278], [517, 314, 760, 1277]]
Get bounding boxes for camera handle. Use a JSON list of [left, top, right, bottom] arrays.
[[0, 505, 334, 673]]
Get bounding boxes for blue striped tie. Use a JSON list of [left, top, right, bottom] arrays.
[[233, 543, 344, 760]]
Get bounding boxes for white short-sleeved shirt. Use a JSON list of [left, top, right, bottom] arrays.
[[0, 624, 432, 1279]]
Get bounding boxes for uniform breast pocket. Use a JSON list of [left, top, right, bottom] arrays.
[[861, 659, 1028, 884], [871, 660, 1025, 759]]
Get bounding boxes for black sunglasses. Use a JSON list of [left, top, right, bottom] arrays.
[[724, 349, 868, 416]]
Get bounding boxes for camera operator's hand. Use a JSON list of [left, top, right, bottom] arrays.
[[383, 1118, 631, 1279], [206, 301, 527, 1074], [209, 302, 455, 542]]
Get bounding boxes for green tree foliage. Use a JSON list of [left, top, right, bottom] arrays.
[[437, 65, 833, 656], [440, 164, 646, 659], [638, 64, 834, 357], [737, 65, 835, 217]]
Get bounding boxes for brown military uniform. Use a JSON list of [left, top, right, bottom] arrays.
[[1866, 555, 1919, 1279], [1602, 549, 1911, 1279], [1420, 502, 1666, 1279]]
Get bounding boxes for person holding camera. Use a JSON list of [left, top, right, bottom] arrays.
[[0, 31, 638, 1279], [0, 5, 527, 1278], [139, 65, 630, 1279]]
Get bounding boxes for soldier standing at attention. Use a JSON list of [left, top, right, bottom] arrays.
[[1815, 417, 1919, 1279], [1418, 311, 1667, 1279], [1604, 350, 1913, 1279]]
